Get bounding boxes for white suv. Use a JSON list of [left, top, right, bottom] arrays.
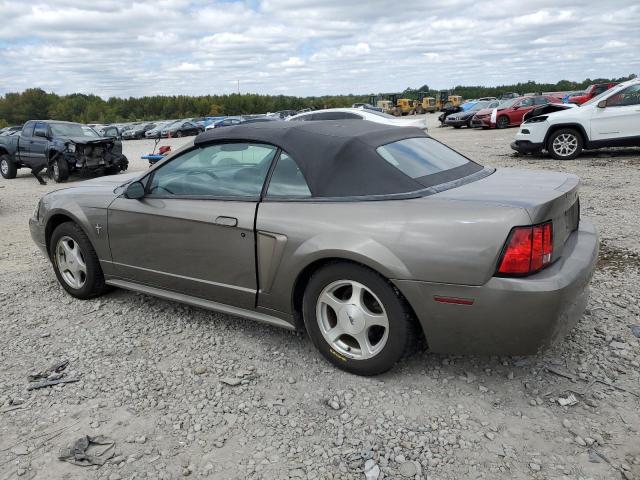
[[512, 78, 640, 160]]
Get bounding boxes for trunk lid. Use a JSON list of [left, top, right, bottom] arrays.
[[435, 168, 580, 261]]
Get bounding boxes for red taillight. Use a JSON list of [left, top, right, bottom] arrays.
[[497, 222, 553, 276]]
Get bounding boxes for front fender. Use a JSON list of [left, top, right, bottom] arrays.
[[41, 196, 111, 267]]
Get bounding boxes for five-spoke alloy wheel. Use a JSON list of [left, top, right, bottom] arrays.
[[303, 263, 417, 376], [547, 128, 583, 160], [55, 236, 87, 289], [316, 280, 389, 361], [50, 222, 108, 299]]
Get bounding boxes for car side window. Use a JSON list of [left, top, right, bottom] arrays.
[[147, 143, 277, 198], [34, 122, 48, 137], [533, 97, 548, 105], [519, 98, 534, 107], [266, 152, 311, 198], [606, 85, 640, 107], [22, 121, 35, 137]]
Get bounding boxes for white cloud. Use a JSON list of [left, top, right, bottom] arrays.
[[0, 0, 638, 98]]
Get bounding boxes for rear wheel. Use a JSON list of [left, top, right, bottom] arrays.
[[496, 116, 509, 129], [547, 128, 583, 160], [303, 263, 416, 376], [176, 131, 183, 138], [51, 157, 69, 182], [0, 154, 17, 179], [50, 222, 108, 299]]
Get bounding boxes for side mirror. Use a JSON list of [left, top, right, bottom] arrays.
[[597, 100, 607, 108], [124, 181, 145, 199]]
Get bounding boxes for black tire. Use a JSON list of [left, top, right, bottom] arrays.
[[496, 116, 509, 129], [547, 128, 583, 160], [0, 153, 17, 179], [50, 222, 108, 299], [51, 156, 69, 182], [176, 131, 183, 138], [453, 125, 462, 129], [302, 262, 417, 376], [104, 165, 120, 175]]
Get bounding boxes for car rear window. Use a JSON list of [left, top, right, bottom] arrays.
[[377, 137, 485, 188]]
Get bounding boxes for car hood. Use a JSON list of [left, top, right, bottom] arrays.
[[473, 108, 493, 116], [523, 103, 576, 121], [79, 171, 140, 187]]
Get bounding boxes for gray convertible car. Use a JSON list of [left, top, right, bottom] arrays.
[[30, 121, 598, 375]]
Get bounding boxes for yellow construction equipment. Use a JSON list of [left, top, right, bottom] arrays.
[[391, 98, 415, 116], [415, 96, 437, 114], [436, 90, 463, 111]]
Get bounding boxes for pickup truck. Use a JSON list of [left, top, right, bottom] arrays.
[[0, 120, 128, 182]]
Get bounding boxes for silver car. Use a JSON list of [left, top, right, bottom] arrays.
[[29, 121, 598, 375]]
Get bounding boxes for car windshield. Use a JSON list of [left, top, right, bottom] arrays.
[[50, 123, 99, 137], [469, 101, 490, 111], [377, 137, 480, 186], [497, 98, 519, 109]]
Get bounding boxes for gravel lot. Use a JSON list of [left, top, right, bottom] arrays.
[[1, 116, 639, 480]]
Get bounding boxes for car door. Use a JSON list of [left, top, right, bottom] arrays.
[[17, 121, 35, 165], [29, 122, 50, 168], [590, 84, 640, 141], [511, 97, 534, 124], [107, 142, 278, 309]]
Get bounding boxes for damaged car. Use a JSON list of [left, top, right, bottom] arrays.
[[0, 120, 128, 182], [30, 120, 597, 375], [512, 78, 640, 159]]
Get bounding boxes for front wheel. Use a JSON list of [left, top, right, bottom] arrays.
[[51, 156, 69, 182], [0, 154, 17, 179], [50, 222, 108, 299], [496, 116, 509, 129], [547, 128, 583, 160], [303, 263, 416, 376]]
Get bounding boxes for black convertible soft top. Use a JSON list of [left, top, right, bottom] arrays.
[[194, 120, 480, 197]]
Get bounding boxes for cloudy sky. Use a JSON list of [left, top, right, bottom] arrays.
[[0, 0, 638, 98]]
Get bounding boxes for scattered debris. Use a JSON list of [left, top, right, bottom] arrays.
[[364, 459, 380, 480], [558, 394, 579, 407], [27, 359, 79, 390], [219, 377, 242, 386], [27, 378, 79, 391], [58, 435, 115, 467], [219, 369, 256, 386], [28, 359, 69, 381]]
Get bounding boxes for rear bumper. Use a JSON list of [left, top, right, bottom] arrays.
[[511, 140, 544, 154], [394, 219, 598, 355]]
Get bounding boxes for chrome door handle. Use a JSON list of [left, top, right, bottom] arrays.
[[215, 216, 238, 227]]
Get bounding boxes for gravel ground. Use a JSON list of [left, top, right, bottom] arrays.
[[1, 116, 639, 480]]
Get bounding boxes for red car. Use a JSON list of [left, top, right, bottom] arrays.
[[470, 95, 562, 129], [567, 83, 617, 105]]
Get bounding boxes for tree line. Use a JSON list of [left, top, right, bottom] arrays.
[[0, 74, 636, 127]]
